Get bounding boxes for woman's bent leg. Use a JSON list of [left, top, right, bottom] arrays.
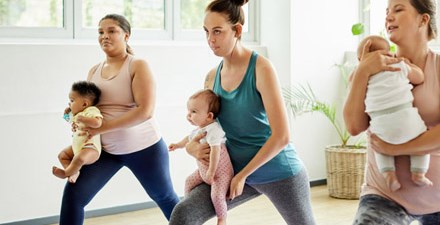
[[251, 168, 316, 225], [352, 194, 414, 225], [169, 183, 261, 225], [123, 139, 180, 220], [59, 151, 122, 225]]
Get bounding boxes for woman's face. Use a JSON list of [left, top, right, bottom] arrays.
[[386, 0, 425, 45], [98, 19, 129, 55], [203, 11, 238, 57]]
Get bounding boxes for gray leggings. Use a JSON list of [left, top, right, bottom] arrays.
[[169, 168, 316, 225], [353, 194, 440, 225]]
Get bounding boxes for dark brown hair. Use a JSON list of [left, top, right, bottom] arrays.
[[205, 0, 249, 34], [410, 0, 437, 40], [99, 14, 134, 55], [190, 89, 221, 119]]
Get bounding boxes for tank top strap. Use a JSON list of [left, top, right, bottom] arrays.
[[91, 61, 105, 81], [243, 51, 258, 88], [213, 51, 258, 92]]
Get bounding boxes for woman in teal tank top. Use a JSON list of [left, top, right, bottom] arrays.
[[169, 0, 315, 224]]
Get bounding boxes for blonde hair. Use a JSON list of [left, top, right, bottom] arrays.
[[357, 35, 390, 59]]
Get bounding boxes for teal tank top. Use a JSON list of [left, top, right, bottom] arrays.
[[213, 51, 303, 184]]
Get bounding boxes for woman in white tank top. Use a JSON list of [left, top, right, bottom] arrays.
[[58, 14, 179, 225]]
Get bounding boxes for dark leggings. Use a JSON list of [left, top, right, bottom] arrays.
[[59, 139, 180, 225], [169, 168, 316, 225], [353, 194, 440, 225]]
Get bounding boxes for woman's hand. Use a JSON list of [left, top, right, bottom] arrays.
[[369, 133, 399, 156], [185, 132, 210, 163], [229, 172, 247, 200], [80, 122, 104, 141], [357, 39, 402, 77]]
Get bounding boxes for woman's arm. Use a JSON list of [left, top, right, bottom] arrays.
[[89, 58, 156, 135], [229, 56, 290, 199], [344, 40, 402, 135], [371, 125, 440, 156], [76, 115, 102, 128]]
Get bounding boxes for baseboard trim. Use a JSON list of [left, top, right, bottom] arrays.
[[1, 201, 159, 225], [310, 179, 327, 187], [2, 179, 327, 225]]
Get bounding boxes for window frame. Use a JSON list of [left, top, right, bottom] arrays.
[[0, 0, 258, 43], [0, 0, 73, 39]]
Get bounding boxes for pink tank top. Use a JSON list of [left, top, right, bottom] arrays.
[[363, 50, 440, 214], [90, 55, 161, 154]]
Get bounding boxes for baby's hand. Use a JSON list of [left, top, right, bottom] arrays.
[[64, 107, 71, 114], [168, 144, 177, 151], [206, 171, 215, 184]]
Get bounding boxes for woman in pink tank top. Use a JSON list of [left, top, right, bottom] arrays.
[[58, 14, 179, 225], [344, 0, 440, 224]]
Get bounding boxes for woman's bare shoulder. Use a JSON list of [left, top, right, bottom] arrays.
[[204, 67, 217, 89], [87, 63, 101, 81]]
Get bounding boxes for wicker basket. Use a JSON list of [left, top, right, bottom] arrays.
[[325, 145, 367, 199]]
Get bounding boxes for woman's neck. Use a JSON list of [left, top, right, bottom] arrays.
[[396, 42, 429, 69], [106, 52, 128, 64], [222, 43, 250, 69]]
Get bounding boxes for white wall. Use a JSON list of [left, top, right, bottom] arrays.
[[289, 1, 359, 180], [0, 0, 359, 223]]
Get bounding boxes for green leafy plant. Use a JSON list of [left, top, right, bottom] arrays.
[[283, 63, 365, 148]]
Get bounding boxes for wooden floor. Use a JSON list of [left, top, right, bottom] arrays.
[[50, 185, 364, 225]]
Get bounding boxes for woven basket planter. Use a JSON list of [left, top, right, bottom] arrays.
[[325, 145, 367, 199]]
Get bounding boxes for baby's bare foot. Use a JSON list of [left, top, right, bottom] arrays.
[[412, 173, 433, 187], [52, 166, 67, 179], [68, 172, 80, 183], [384, 171, 401, 192]]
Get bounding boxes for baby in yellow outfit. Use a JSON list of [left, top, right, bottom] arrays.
[[53, 81, 103, 183]]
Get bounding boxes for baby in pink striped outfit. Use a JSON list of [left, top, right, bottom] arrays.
[[169, 89, 233, 225]]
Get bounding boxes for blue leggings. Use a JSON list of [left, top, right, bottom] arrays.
[[59, 139, 180, 225]]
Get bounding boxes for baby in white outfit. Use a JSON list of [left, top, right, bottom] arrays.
[[359, 35, 432, 191]]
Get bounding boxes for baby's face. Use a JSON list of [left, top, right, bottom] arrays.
[[186, 97, 212, 127], [68, 91, 88, 115]]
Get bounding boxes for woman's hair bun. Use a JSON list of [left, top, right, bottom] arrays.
[[229, 0, 249, 7]]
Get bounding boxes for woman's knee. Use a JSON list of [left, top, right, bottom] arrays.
[[169, 201, 199, 225]]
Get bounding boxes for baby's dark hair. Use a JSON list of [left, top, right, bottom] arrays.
[[190, 89, 221, 119], [71, 81, 101, 106]]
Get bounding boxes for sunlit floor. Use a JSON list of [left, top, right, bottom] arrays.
[[49, 185, 367, 225], [46, 184, 423, 225]]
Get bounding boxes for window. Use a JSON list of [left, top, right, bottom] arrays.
[[0, 0, 73, 38], [0, 0, 257, 42]]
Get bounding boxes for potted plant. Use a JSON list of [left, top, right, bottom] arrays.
[[283, 59, 366, 200]]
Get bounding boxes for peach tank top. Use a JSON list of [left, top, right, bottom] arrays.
[[363, 50, 440, 214], [90, 55, 161, 154]]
